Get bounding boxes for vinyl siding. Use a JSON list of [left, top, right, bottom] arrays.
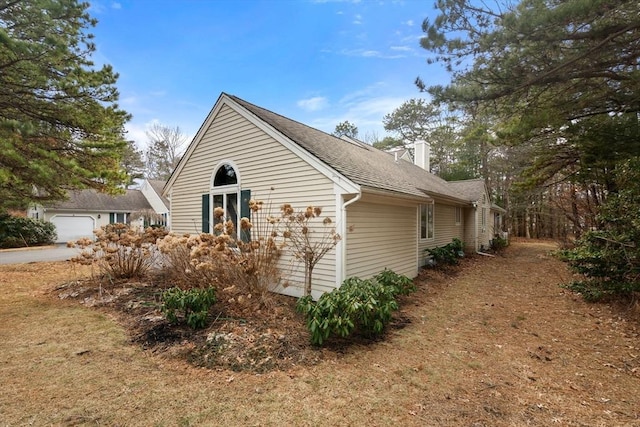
[[463, 207, 477, 251], [418, 201, 465, 264], [476, 194, 491, 250], [345, 201, 417, 279], [170, 104, 338, 297]]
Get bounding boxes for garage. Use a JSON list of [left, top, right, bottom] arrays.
[[50, 215, 95, 243]]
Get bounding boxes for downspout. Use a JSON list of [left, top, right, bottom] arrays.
[[472, 202, 478, 252], [340, 192, 362, 285]]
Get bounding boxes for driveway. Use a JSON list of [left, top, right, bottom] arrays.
[[0, 245, 81, 265]]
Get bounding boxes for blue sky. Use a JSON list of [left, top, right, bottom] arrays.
[[88, 0, 446, 150]]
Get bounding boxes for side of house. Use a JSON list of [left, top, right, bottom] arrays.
[[139, 179, 171, 227], [165, 97, 359, 298], [165, 93, 481, 298], [449, 179, 506, 251]]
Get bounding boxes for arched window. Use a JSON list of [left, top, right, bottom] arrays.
[[209, 162, 240, 238], [202, 161, 251, 241], [213, 163, 237, 186]]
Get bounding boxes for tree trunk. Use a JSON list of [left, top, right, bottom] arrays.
[[305, 262, 313, 297], [570, 182, 582, 239]]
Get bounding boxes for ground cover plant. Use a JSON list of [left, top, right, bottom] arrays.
[[2, 240, 639, 426], [161, 286, 216, 329]]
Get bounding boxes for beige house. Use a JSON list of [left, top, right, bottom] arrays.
[[31, 180, 169, 243], [164, 93, 505, 298], [449, 179, 507, 251]]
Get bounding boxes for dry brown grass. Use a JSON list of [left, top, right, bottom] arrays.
[[1, 241, 639, 426]]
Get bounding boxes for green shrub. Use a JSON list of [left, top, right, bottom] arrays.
[[490, 235, 509, 252], [374, 268, 417, 296], [558, 231, 640, 301], [0, 213, 57, 248], [161, 286, 217, 329], [425, 238, 465, 266], [296, 270, 415, 345], [558, 157, 640, 301]]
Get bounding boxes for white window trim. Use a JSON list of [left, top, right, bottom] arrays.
[[455, 206, 461, 226], [210, 159, 242, 190], [209, 161, 241, 236], [419, 202, 435, 241]]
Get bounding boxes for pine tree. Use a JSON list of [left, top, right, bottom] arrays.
[[0, 0, 130, 210]]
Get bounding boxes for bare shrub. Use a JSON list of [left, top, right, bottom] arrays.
[[70, 224, 168, 280], [157, 199, 284, 312], [279, 204, 341, 296]]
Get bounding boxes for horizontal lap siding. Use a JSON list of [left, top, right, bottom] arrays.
[[346, 202, 417, 279], [418, 202, 465, 259], [171, 105, 337, 296], [463, 207, 477, 251]]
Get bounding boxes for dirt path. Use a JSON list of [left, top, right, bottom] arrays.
[[0, 241, 638, 426]]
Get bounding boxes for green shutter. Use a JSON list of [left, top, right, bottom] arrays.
[[109, 212, 115, 224], [240, 189, 251, 242], [202, 194, 210, 233]]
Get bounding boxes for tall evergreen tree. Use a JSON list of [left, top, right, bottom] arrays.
[[418, 0, 640, 239], [121, 140, 145, 188], [0, 0, 130, 210], [418, 0, 640, 121]]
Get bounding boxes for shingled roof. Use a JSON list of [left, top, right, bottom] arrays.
[[448, 179, 486, 202], [228, 94, 467, 203], [47, 189, 152, 212]]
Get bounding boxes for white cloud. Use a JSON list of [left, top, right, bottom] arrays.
[[111, 2, 122, 9], [297, 96, 329, 112], [390, 45, 412, 52], [125, 119, 196, 151], [406, 19, 414, 26], [338, 48, 404, 59], [305, 83, 425, 140], [124, 122, 150, 149], [353, 14, 363, 25]]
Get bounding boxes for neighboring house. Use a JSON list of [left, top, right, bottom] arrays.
[[163, 93, 505, 299], [29, 180, 169, 243], [140, 179, 171, 228], [449, 179, 507, 251]]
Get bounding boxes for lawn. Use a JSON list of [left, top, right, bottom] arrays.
[[0, 240, 638, 426]]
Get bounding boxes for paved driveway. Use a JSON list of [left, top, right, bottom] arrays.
[[0, 245, 82, 265]]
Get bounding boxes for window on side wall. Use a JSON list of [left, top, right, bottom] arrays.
[[455, 207, 461, 225], [204, 162, 251, 242], [420, 203, 434, 240], [212, 163, 239, 239]]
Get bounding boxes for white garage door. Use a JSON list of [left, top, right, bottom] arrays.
[[50, 216, 95, 243]]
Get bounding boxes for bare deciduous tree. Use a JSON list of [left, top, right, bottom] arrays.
[[145, 123, 188, 180]]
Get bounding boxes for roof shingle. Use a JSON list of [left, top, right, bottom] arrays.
[[228, 94, 467, 203], [46, 189, 152, 212]]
